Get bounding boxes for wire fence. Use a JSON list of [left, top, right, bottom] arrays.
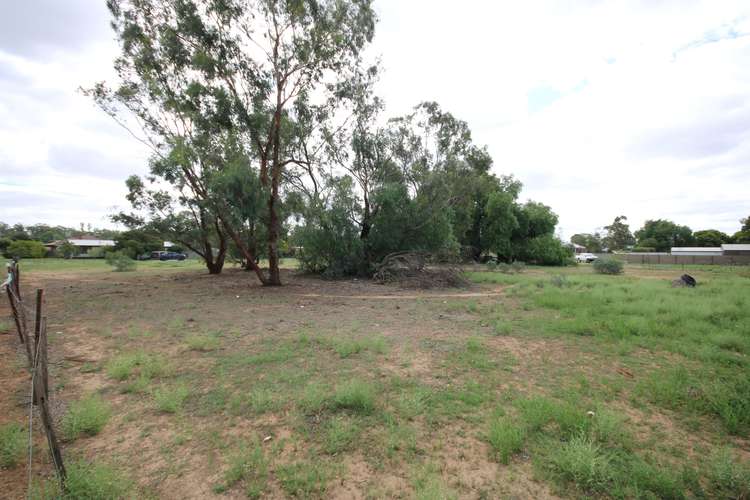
[[3, 261, 66, 497]]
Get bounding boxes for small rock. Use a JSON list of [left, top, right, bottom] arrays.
[[263, 435, 272, 443], [587, 411, 595, 418]]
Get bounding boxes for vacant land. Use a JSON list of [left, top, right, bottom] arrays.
[[1, 261, 749, 499]]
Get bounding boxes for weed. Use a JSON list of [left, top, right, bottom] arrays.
[[62, 394, 111, 440], [299, 382, 332, 415], [324, 416, 360, 454], [333, 379, 376, 414], [487, 417, 526, 464], [185, 334, 220, 352], [153, 385, 190, 413], [705, 447, 750, 498], [276, 461, 329, 497], [412, 464, 457, 500], [549, 433, 612, 492], [32, 459, 133, 499], [219, 441, 268, 498], [0, 423, 25, 468]]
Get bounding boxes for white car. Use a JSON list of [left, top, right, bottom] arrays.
[[575, 253, 598, 263]]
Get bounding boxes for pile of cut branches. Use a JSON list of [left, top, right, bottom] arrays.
[[373, 252, 469, 289]]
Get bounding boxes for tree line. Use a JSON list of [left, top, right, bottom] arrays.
[[571, 215, 750, 253], [85, 0, 571, 284]]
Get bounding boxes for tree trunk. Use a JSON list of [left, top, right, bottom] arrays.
[[265, 99, 283, 286], [219, 216, 268, 285]]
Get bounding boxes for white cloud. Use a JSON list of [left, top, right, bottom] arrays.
[[1, 0, 749, 238]]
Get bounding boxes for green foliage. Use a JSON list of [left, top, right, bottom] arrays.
[[694, 229, 731, 247], [630, 246, 656, 253], [487, 417, 526, 464], [276, 462, 329, 497], [7, 239, 46, 258], [706, 447, 750, 498], [592, 257, 624, 275], [570, 233, 603, 253], [0, 423, 25, 468], [105, 250, 136, 272], [62, 394, 111, 440], [153, 385, 190, 413], [635, 219, 694, 251], [602, 215, 635, 251], [220, 441, 268, 498], [519, 234, 572, 266], [333, 379, 376, 414], [549, 433, 612, 492], [114, 229, 162, 259], [185, 334, 220, 352], [323, 416, 360, 454], [61, 460, 133, 499], [57, 241, 77, 259]]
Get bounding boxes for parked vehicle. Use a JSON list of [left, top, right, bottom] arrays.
[[575, 252, 598, 263], [159, 251, 186, 261], [147, 251, 187, 261]]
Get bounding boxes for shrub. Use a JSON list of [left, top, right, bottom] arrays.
[[550, 433, 612, 492], [333, 379, 376, 414], [154, 385, 190, 413], [487, 417, 526, 464], [0, 423, 25, 468], [57, 241, 77, 259], [593, 258, 623, 275], [485, 261, 497, 271], [497, 262, 512, 274], [105, 250, 136, 272], [520, 235, 573, 266], [510, 261, 526, 273], [62, 394, 111, 440], [7, 240, 46, 258], [63, 460, 133, 499], [631, 247, 656, 253]]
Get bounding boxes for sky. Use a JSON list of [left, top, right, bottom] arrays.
[[1, 0, 749, 240]]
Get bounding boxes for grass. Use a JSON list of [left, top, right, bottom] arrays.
[[185, 333, 221, 352], [332, 379, 377, 414], [276, 461, 329, 497], [153, 385, 190, 413], [62, 394, 111, 440], [0, 423, 25, 468], [12, 261, 750, 498], [33, 459, 132, 499], [216, 441, 269, 498], [487, 417, 526, 464]]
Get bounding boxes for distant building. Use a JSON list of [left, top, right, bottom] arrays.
[[45, 238, 116, 255], [670, 247, 723, 256], [569, 243, 587, 254], [721, 244, 750, 256]]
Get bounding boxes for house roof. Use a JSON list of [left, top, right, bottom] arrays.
[[67, 239, 116, 247], [722, 244, 750, 251], [671, 247, 722, 252]]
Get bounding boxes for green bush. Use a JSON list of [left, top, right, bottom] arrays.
[[333, 379, 376, 414], [62, 394, 111, 439], [64, 460, 133, 499], [105, 250, 136, 272], [487, 417, 526, 464], [0, 422, 25, 468], [511, 261, 526, 273], [630, 247, 656, 253], [520, 235, 573, 266], [550, 433, 612, 492], [593, 257, 623, 275], [154, 385, 190, 413], [7, 240, 46, 258]]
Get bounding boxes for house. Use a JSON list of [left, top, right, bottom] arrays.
[[569, 243, 587, 254], [670, 247, 723, 256], [45, 238, 116, 255], [721, 244, 750, 256]]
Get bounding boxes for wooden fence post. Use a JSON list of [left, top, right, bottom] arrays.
[[33, 289, 45, 404], [33, 313, 66, 485]]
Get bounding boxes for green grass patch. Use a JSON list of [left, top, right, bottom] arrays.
[[333, 379, 376, 414], [323, 416, 360, 455], [62, 394, 111, 440], [487, 416, 526, 464], [215, 441, 268, 498], [276, 461, 329, 497], [106, 351, 172, 382], [0, 423, 25, 468], [185, 334, 221, 352], [153, 385, 190, 413]]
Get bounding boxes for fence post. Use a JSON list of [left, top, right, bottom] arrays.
[[33, 313, 66, 486], [33, 289, 44, 404]]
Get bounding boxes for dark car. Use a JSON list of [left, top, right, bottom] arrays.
[[159, 251, 187, 261]]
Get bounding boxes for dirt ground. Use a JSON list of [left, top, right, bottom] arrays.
[[0, 264, 746, 499]]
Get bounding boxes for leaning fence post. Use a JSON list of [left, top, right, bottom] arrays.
[[33, 312, 66, 486], [33, 289, 44, 404]]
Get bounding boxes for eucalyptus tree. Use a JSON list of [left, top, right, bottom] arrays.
[[114, 174, 228, 274], [91, 0, 376, 285]]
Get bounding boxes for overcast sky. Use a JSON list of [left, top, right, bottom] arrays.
[[1, 0, 749, 239]]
